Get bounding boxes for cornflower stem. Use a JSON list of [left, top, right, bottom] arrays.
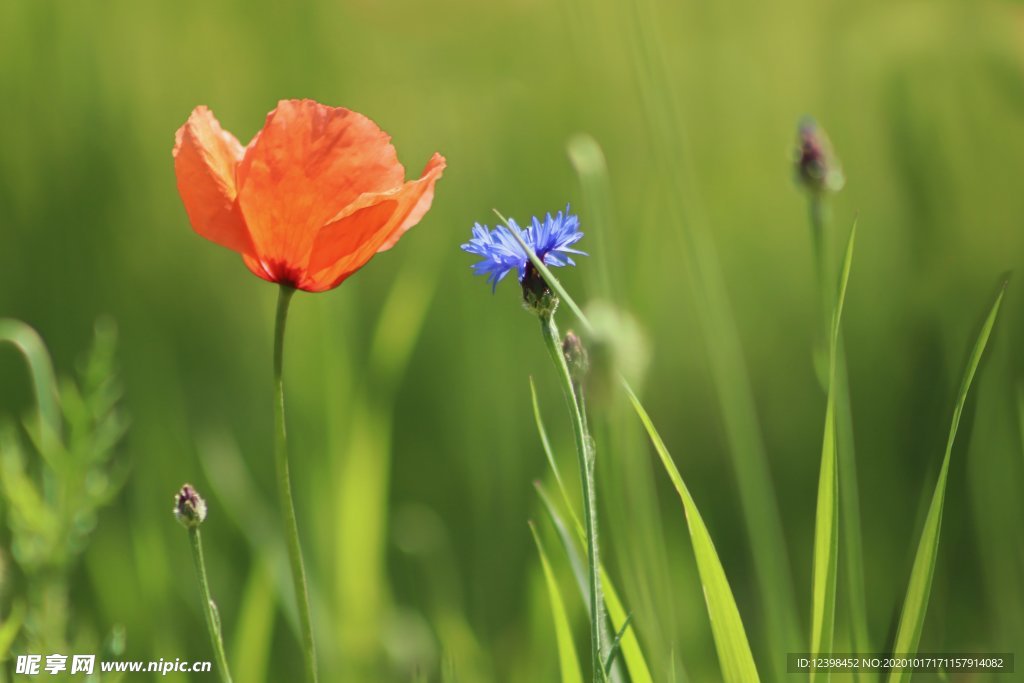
[[807, 195, 871, 663], [188, 527, 233, 683], [539, 310, 606, 683], [273, 284, 318, 683]]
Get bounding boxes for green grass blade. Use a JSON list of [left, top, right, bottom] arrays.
[[599, 569, 652, 683], [535, 484, 654, 683], [808, 375, 837, 671], [834, 348, 871, 666], [531, 377, 577, 523], [530, 521, 584, 683], [536, 483, 589, 599], [625, 385, 760, 683], [809, 223, 855, 679], [604, 613, 634, 675], [887, 281, 1006, 683], [809, 201, 871, 667]]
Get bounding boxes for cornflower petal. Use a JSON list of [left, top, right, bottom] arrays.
[[460, 205, 586, 292]]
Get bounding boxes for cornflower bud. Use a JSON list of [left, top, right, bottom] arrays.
[[173, 484, 207, 528]]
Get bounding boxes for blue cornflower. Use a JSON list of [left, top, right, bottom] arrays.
[[461, 205, 586, 292]]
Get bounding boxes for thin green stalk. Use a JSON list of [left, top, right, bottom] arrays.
[[540, 311, 606, 683], [273, 285, 318, 683], [808, 201, 871, 663], [188, 527, 233, 683]]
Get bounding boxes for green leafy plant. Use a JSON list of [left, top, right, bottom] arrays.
[[0, 319, 126, 671]]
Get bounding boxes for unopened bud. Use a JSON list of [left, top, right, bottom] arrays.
[[795, 117, 845, 194], [562, 331, 589, 383], [521, 262, 559, 319], [173, 484, 207, 528], [584, 300, 650, 407]]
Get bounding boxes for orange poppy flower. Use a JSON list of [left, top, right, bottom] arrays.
[[173, 99, 445, 292]]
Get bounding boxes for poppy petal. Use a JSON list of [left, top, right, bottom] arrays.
[[304, 153, 446, 292], [241, 254, 275, 283], [236, 99, 405, 277], [172, 107, 252, 254], [377, 153, 446, 252]]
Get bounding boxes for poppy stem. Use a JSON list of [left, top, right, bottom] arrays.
[[273, 284, 319, 683], [539, 310, 606, 683], [188, 526, 234, 683]]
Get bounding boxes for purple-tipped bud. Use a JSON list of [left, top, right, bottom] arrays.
[[173, 484, 207, 528], [562, 331, 589, 383], [796, 117, 845, 194]]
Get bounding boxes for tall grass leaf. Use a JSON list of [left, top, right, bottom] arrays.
[[809, 223, 856, 680], [834, 350, 871, 667], [531, 377, 576, 521], [887, 281, 1006, 683], [625, 386, 760, 683], [604, 613, 634, 675], [536, 483, 654, 683], [530, 521, 584, 683], [536, 483, 589, 601], [599, 570, 652, 683]]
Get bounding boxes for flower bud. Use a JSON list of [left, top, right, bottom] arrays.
[[584, 300, 650, 407], [521, 262, 559, 319], [562, 331, 589, 384], [795, 117, 845, 194], [173, 484, 207, 528]]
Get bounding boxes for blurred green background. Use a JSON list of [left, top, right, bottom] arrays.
[[2, 0, 1023, 680]]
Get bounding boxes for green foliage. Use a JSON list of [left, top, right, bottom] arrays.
[[625, 386, 761, 683], [888, 283, 1006, 683], [0, 319, 125, 660], [529, 521, 583, 683]]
